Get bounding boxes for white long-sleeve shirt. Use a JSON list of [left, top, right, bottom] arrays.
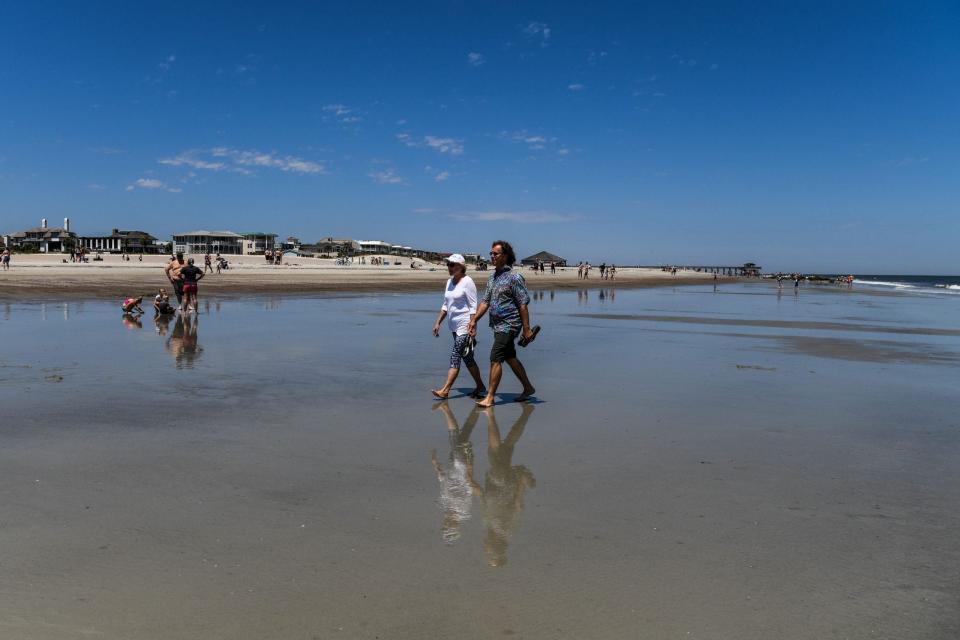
[[442, 276, 478, 336]]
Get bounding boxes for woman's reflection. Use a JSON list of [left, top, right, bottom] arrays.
[[165, 313, 203, 368], [482, 404, 536, 567], [431, 402, 482, 544]]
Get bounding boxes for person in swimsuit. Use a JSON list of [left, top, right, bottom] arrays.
[[204, 253, 213, 273], [164, 253, 186, 310], [121, 296, 144, 314], [179, 258, 204, 313], [431, 253, 486, 400]]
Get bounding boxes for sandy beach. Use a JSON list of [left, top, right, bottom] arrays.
[[0, 253, 727, 299], [1, 283, 958, 639]]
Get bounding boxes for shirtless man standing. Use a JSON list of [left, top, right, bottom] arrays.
[[164, 252, 186, 311]]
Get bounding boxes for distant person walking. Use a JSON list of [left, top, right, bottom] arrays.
[[468, 240, 538, 407], [1, 248, 10, 270], [164, 252, 186, 310], [577, 262, 584, 279], [179, 258, 204, 313], [204, 253, 213, 273], [431, 253, 486, 400], [599, 262, 606, 279]]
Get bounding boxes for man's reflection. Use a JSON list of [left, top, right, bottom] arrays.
[[165, 314, 202, 368], [431, 402, 482, 544], [482, 404, 536, 567]]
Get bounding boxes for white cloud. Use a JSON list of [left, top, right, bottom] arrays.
[[449, 210, 576, 223], [86, 183, 107, 190], [397, 133, 464, 155], [368, 168, 406, 185], [467, 52, 485, 67], [567, 83, 585, 91], [322, 103, 363, 125], [502, 130, 559, 152], [126, 177, 180, 193], [523, 22, 551, 47], [434, 171, 450, 182], [159, 147, 325, 175]]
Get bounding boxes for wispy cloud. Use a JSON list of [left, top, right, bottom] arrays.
[[368, 167, 406, 185], [323, 103, 364, 125], [501, 130, 567, 156], [126, 177, 181, 193], [449, 210, 576, 223], [670, 53, 698, 68], [467, 52, 485, 67], [159, 147, 325, 175], [434, 170, 450, 182], [896, 156, 929, 167], [86, 183, 107, 190], [397, 133, 464, 155], [567, 83, 585, 91], [89, 146, 124, 155], [157, 54, 176, 71], [523, 22, 551, 47]]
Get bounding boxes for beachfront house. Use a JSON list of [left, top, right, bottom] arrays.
[[4, 218, 77, 253], [172, 230, 243, 255], [241, 232, 277, 255], [521, 250, 567, 267], [313, 237, 359, 256], [358, 240, 393, 255], [78, 229, 160, 254]]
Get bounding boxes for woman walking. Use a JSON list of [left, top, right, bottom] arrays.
[[432, 254, 486, 399]]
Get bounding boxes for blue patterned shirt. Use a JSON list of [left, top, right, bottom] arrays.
[[482, 267, 531, 333]]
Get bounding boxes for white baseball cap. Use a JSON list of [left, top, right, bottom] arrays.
[[445, 253, 466, 265]]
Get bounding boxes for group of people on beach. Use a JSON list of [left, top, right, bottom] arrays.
[[124, 252, 210, 317], [431, 240, 539, 408], [576, 261, 614, 279]]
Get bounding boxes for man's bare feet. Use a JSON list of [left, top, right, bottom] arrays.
[[431, 389, 449, 399], [514, 386, 536, 402], [476, 396, 496, 408], [470, 387, 487, 399]]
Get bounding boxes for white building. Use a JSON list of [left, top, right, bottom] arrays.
[[240, 232, 277, 255], [172, 230, 243, 255], [358, 240, 392, 254]]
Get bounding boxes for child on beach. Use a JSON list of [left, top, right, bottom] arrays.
[[122, 296, 145, 314], [154, 288, 174, 315]]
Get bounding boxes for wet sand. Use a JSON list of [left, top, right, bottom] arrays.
[[1, 283, 958, 639], [0, 254, 724, 299]]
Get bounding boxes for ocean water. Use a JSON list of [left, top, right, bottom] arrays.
[[0, 283, 958, 639], [831, 274, 960, 294]]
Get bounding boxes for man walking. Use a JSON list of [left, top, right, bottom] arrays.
[[164, 252, 186, 311], [468, 240, 537, 407]]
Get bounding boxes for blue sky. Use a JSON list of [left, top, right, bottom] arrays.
[[1, 1, 957, 272]]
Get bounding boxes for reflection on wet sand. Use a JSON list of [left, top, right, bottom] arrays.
[[121, 312, 142, 329], [165, 314, 202, 368], [483, 404, 536, 567], [432, 402, 482, 544], [431, 402, 537, 567]]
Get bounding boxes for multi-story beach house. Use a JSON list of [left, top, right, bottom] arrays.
[[78, 229, 160, 254], [172, 230, 244, 255], [4, 218, 77, 253], [240, 232, 277, 255]]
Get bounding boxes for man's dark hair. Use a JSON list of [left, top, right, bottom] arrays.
[[491, 240, 516, 265], [175, 252, 184, 259]]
